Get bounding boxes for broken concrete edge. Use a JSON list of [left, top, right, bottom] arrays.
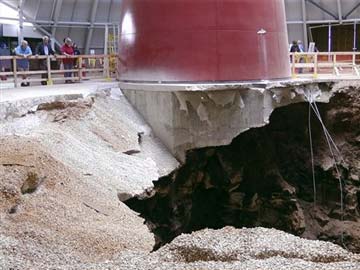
[[118, 78, 354, 92], [121, 80, 349, 165], [0, 87, 124, 121]]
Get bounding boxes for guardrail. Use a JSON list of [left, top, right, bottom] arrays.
[[1, 52, 359, 88], [0, 54, 118, 87], [290, 52, 360, 78]]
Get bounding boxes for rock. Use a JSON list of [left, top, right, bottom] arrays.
[[117, 192, 132, 202], [123, 150, 141, 155], [8, 204, 19, 214], [20, 172, 44, 194], [313, 208, 330, 227], [349, 173, 359, 182]]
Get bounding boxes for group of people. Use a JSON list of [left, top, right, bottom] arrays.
[[289, 40, 319, 74], [3, 36, 81, 86], [290, 40, 305, 53]]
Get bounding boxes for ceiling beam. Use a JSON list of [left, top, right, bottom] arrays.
[[336, 0, 343, 23], [67, 0, 78, 39], [301, 0, 308, 49], [33, 0, 41, 20], [84, 0, 99, 53], [344, 2, 360, 19], [306, 0, 338, 20], [18, 0, 25, 43], [49, 0, 56, 21], [107, 0, 113, 22], [51, 0, 63, 37]]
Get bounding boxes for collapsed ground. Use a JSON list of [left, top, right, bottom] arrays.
[[126, 86, 360, 252], [1, 84, 359, 269], [0, 89, 178, 269]]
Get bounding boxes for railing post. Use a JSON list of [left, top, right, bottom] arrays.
[[103, 55, 110, 80], [105, 55, 111, 80], [333, 53, 339, 76], [79, 56, 83, 81], [291, 53, 296, 78], [47, 56, 53, 85], [352, 53, 356, 66], [313, 53, 318, 79], [116, 55, 120, 80], [13, 57, 18, 88], [353, 52, 360, 76]]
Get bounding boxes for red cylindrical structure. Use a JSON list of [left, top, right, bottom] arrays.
[[118, 0, 290, 82]]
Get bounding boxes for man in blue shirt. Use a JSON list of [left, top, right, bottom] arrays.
[[15, 40, 32, 86]]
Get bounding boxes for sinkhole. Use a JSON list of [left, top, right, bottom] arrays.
[[125, 91, 360, 252]]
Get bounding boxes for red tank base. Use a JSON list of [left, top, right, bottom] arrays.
[[118, 0, 291, 83]]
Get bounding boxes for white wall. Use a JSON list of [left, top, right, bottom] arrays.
[[2, 24, 42, 39]]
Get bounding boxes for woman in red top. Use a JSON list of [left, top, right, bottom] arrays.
[[61, 38, 74, 83]]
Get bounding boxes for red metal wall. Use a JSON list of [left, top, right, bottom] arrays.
[[118, 0, 290, 82]]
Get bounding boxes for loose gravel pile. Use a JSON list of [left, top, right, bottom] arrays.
[[118, 227, 360, 270], [0, 89, 178, 269]]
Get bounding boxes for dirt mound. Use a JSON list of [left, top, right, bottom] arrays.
[[0, 89, 179, 269], [117, 227, 360, 270], [0, 136, 154, 269]]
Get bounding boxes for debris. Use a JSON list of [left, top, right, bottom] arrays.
[[20, 172, 45, 194], [123, 150, 141, 155], [83, 202, 109, 216]]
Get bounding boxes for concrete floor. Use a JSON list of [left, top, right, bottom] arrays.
[[0, 80, 119, 102]]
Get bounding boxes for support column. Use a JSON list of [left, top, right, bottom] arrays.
[[337, 0, 343, 23], [51, 0, 63, 38], [18, 0, 24, 44], [354, 22, 357, 51], [103, 25, 110, 78], [84, 0, 99, 54], [301, 0, 308, 50]]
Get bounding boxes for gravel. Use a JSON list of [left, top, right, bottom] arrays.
[[1, 87, 359, 270], [0, 88, 178, 269], [117, 227, 360, 270]]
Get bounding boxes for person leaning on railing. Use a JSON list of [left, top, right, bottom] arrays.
[[15, 40, 32, 87], [35, 36, 55, 85], [0, 42, 10, 81], [61, 37, 75, 83], [72, 42, 81, 77]]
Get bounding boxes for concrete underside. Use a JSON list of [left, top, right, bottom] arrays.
[[121, 79, 341, 162]]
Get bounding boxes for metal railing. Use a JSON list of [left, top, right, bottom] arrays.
[[0, 54, 118, 87], [290, 52, 360, 78], [1, 52, 359, 88]]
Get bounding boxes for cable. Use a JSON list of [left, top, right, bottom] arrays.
[[304, 90, 347, 249], [308, 102, 317, 206]]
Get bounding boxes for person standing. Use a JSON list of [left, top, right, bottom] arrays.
[[297, 40, 305, 52], [72, 43, 81, 57], [15, 40, 32, 87], [61, 37, 74, 83], [290, 40, 300, 53], [297, 40, 305, 74], [0, 42, 11, 81], [72, 42, 81, 77], [35, 36, 55, 85]]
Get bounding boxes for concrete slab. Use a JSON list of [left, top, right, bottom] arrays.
[[119, 77, 359, 92], [121, 79, 350, 162], [0, 81, 119, 103]]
